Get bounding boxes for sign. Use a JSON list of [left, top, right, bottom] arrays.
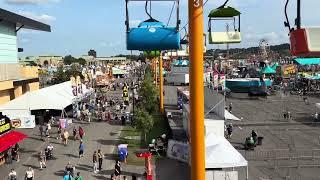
[[10, 115, 35, 129], [0, 114, 11, 136], [219, 73, 226, 90], [59, 119, 68, 129], [123, 85, 129, 103], [282, 65, 297, 78], [166, 140, 189, 163], [213, 72, 219, 88]]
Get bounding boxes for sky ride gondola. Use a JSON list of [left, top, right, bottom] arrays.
[[125, 0, 181, 51], [207, 0, 241, 44], [285, 0, 320, 57]]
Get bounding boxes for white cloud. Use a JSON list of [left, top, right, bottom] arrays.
[[6, 0, 60, 5], [18, 11, 56, 23]]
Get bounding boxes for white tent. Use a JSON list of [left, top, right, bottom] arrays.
[[206, 133, 248, 168], [0, 81, 92, 118], [225, 110, 241, 121], [316, 103, 320, 110]]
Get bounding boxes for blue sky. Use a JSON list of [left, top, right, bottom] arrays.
[[0, 0, 319, 57]]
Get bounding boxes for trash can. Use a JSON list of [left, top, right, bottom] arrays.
[[257, 136, 264, 145]]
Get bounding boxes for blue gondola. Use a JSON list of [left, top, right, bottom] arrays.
[[125, 0, 180, 51]]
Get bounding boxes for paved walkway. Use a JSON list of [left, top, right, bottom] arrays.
[[0, 120, 123, 180]]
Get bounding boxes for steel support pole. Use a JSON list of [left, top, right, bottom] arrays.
[[188, 0, 205, 180], [159, 54, 164, 113]]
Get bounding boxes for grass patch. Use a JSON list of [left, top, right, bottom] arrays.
[[119, 126, 145, 166], [146, 113, 170, 144], [117, 112, 170, 165]]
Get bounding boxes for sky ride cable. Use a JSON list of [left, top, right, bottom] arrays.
[[166, 1, 176, 27], [178, 0, 209, 33]]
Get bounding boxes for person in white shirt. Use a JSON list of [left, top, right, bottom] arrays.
[[25, 167, 34, 180], [8, 168, 17, 180]]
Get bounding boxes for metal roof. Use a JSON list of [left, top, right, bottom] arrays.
[[0, 8, 51, 32]]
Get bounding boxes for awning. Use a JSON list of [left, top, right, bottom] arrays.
[[0, 81, 92, 117], [206, 133, 247, 168], [225, 110, 241, 121], [294, 58, 320, 65], [0, 8, 51, 32], [0, 131, 27, 152], [261, 65, 276, 74]]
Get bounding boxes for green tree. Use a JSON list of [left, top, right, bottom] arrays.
[[63, 55, 75, 65], [77, 58, 86, 66], [134, 108, 154, 142], [137, 68, 158, 113]]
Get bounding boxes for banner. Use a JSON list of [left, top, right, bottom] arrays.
[[59, 119, 68, 129], [166, 140, 189, 163], [11, 115, 35, 129], [282, 64, 297, 78], [219, 73, 226, 90], [0, 114, 11, 135], [213, 72, 219, 88]]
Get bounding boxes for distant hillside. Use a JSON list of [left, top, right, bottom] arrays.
[[205, 43, 291, 59]]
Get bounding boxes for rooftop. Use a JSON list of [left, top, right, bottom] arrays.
[[0, 8, 51, 32]]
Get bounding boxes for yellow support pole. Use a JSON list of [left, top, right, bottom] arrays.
[[159, 54, 164, 113], [155, 58, 158, 87], [188, 0, 205, 180]]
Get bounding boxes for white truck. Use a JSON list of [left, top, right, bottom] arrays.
[[165, 73, 189, 86]]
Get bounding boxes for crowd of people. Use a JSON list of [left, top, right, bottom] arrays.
[[5, 79, 137, 180]]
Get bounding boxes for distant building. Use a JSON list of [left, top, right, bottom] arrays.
[[37, 55, 63, 66], [96, 57, 128, 65], [88, 49, 97, 58], [0, 8, 51, 105]]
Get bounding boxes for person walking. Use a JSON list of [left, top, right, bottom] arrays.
[[39, 151, 46, 169], [93, 151, 98, 173], [229, 103, 233, 113], [73, 127, 77, 140], [63, 171, 73, 180], [11, 144, 20, 162], [114, 160, 121, 180], [75, 172, 83, 180], [8, 168, 17, 180], [79, 141, 84, 158], [57, 125, 62, 140], [226, 124, 233, 139], [39, 125, 44, 140], [97, 149, 104, 171], [78, 127, 84, 140], [25, 167, 34, 180], [63, 130, 69, 145]]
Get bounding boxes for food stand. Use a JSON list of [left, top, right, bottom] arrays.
[[0, 113, 27, 166]]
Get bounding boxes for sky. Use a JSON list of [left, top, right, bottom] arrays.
[[0, 0, 319, 57]]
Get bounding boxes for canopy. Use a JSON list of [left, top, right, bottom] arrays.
[[271, 63, 279, 70], [206, 133, 248, 168], [112, 67, 128, 75], [261, 66, 276, 74], [208, 7, 241, 18], [0, 131, 27, 152], [225, 110, 241, 121], [0, 81, 92, 117], [294, 58, 320, 65]]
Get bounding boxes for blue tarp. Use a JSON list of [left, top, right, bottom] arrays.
[[294, 58, 320, 65]]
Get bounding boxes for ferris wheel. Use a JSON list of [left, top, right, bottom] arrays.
[[259, 39, 269, 59]]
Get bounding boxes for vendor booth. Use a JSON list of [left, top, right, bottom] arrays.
[[0, 81, 93, 125], [0, 113, 28, 166]]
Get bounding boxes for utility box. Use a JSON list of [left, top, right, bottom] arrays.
[[206, 171, 238, 180]]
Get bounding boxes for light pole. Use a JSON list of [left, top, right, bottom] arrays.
[[188, 0, 205, 180]]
